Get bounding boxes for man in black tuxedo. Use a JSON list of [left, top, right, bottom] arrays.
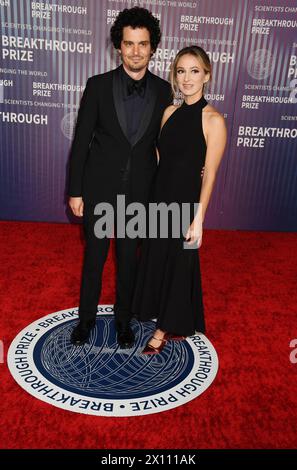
[[68, 7, 171, 348]]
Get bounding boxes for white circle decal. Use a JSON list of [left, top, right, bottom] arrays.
[[8, 306, 219, 416]]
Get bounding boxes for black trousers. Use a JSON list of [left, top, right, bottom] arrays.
[[78, 201, 139, 327]]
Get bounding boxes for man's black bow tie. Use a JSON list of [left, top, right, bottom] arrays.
[[127, 79, 146, 97]]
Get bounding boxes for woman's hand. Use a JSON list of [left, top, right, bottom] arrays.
[[69, 197, 84, 217], [185, 215, 203, 248]]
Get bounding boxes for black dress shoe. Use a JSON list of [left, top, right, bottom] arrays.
[[71, 321, 96, 346], [116, 323, 135, 349]]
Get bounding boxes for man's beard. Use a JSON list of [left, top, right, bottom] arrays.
[[127, 56, 148, 72], [128, 64, 145, 72]]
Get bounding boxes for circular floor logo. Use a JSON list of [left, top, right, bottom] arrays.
[[8, 306, 219, 416]]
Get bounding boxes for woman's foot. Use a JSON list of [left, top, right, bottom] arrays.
[[142, 329, 167, 355]]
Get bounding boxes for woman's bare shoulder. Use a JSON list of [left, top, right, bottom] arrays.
[[203, 104, 224, 120], [203, 103, 225, 126], [162, 104, 180, 125], [164, 104, 180, 116]]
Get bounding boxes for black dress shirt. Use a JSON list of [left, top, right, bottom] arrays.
[[120, 66, 148, 144]]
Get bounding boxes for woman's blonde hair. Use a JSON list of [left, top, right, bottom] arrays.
[[170, 45, 212, 96]]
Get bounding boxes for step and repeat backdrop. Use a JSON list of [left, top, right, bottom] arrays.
[[0, 0, 296, 229]]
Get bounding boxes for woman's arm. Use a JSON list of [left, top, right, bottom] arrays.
[[199, 112, 227, 223], [186, 112, 227, 246], [156, 147, 160, 163]]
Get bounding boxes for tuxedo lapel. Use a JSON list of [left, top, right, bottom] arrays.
[[132, 72, 157, 147], [112, 66, 130, 143], [112, 67, 158, 147]]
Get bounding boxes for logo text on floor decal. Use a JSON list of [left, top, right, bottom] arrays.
[[8, 306, 219, 416]]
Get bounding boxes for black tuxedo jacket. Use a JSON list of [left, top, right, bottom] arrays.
[[68, 65, 172, 205]]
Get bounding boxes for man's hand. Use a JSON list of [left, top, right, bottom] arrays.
[[69, 197, 84, 217]]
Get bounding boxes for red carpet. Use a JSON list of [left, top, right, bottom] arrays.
[[0, 221, 296, 449]]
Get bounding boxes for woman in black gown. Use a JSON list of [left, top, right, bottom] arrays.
[[132, 46, 227, 354]]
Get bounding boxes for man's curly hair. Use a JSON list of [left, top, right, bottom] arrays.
[[110, 7, 161, 52]]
